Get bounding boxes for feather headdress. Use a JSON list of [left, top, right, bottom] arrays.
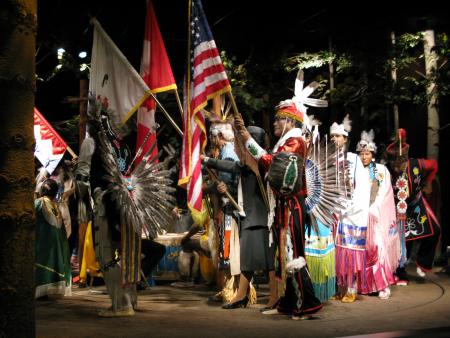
[[356, 129, 377, 153], [330, 113, 352, 136], [202, 95, 235, 142], [385, 128, 409, 162], [276, 70, 328, 128]]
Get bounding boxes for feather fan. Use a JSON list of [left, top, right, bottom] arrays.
[[96, 124, 176, 239], [305, 139, 352, 229]]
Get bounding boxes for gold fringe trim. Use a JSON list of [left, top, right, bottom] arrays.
[[222, 275, 237, 303], [305, 250, 336, 284], [248, 283, 257, 305]]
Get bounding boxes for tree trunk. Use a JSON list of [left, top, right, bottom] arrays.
[[423, 29, 439, 160], [79, 78, 89, 147], [360, 65, 369, 129], [390, 31, 400, 132], [0, 1, 37, 337], [328, 35, 335, 91]]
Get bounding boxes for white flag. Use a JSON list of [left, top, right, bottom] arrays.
[[89, 18, 151, 130]]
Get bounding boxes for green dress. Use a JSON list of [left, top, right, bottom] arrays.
[[35, 196, 72, 298]]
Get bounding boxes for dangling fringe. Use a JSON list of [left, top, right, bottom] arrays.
[[249, 282, 257, 305], [120, 222, 141, 285], [277, 227, 287, 298], [386, 221, 402, 272], [397, 219, 408, 268], [218, 276, 257, 304], [360, 261, 396, 294], [335, 220, 367, 289], [359, 215, 397, 294], [311, 277, 336, 303], [305, 251, 336, 302], [222, 275, 237, 303], [335, 246, 366, 288]]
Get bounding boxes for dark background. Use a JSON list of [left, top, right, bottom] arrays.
[[36, 1, 450, 141]]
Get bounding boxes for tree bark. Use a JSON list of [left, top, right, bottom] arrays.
[[328, 35, 335, 91], [423, 29, 439, 160], [79, 78, 89, 148], [390, 31, 400, 133], [0, 1, 37, 337]]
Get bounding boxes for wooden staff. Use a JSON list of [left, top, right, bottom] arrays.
[[227, 92, 270, 211], [66, 145, 77, 159], [148, 90, 182, 136], [173, 89, 184, 119], [156, 103, 241, 212], [205, 166, 242, 213]]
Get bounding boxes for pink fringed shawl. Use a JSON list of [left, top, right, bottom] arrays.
[[360, 164, 400, 294]]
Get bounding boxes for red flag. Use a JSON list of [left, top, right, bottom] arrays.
[[136, 0, 177, 165], [34, 107, 68, 175], [179, 0, 231, 213]]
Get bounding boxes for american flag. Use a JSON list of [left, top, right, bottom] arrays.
[[179, 0, 231, 212]]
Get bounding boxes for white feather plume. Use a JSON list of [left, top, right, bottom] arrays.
[[292, 70, 328, 113], [278, 70, 328, 136], [302, 113, 312, 134], [342, 114, 352, 133], [299, 82, 319, 100], [294, 69, 304, 97], [303, 97, 328, 107], [309, 114, 322, 126], [360, 129, 375, 143], [309, 115, 321, 144]]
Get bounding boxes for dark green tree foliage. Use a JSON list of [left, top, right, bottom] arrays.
[[220, 50, 287, 127], [282, 31, 449, 153]]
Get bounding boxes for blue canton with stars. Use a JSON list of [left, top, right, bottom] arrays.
[[190, 0, 215, 72]]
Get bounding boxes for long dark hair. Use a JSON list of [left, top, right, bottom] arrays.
[[41, 179, 58, 199]]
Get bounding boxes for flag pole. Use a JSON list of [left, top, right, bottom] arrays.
[[66, 145, 77, 159], [205, 167, 242, 213], [227, 91, 269, 210], [172, 89, 184, 118], [148, 90, 182, 136], [186, 0, 192, 121]]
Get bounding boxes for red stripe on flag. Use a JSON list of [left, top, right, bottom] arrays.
[[193, 48, 220, 67], [180, 0, 232, 213], [191, 80, 231, 113], [34, 108, 67, 155], [192, 64, 227, 87]]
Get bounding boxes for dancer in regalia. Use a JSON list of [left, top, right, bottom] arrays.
[[356, 130, 400, 299], [385, 129, 440, 283], [76, 97, 175, 317], [330, 116, 371, 303], [35, 178, 72, 299], [235, 71, 348, 318]]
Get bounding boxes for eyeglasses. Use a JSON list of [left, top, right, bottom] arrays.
[[273, 116, 287, 122]]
